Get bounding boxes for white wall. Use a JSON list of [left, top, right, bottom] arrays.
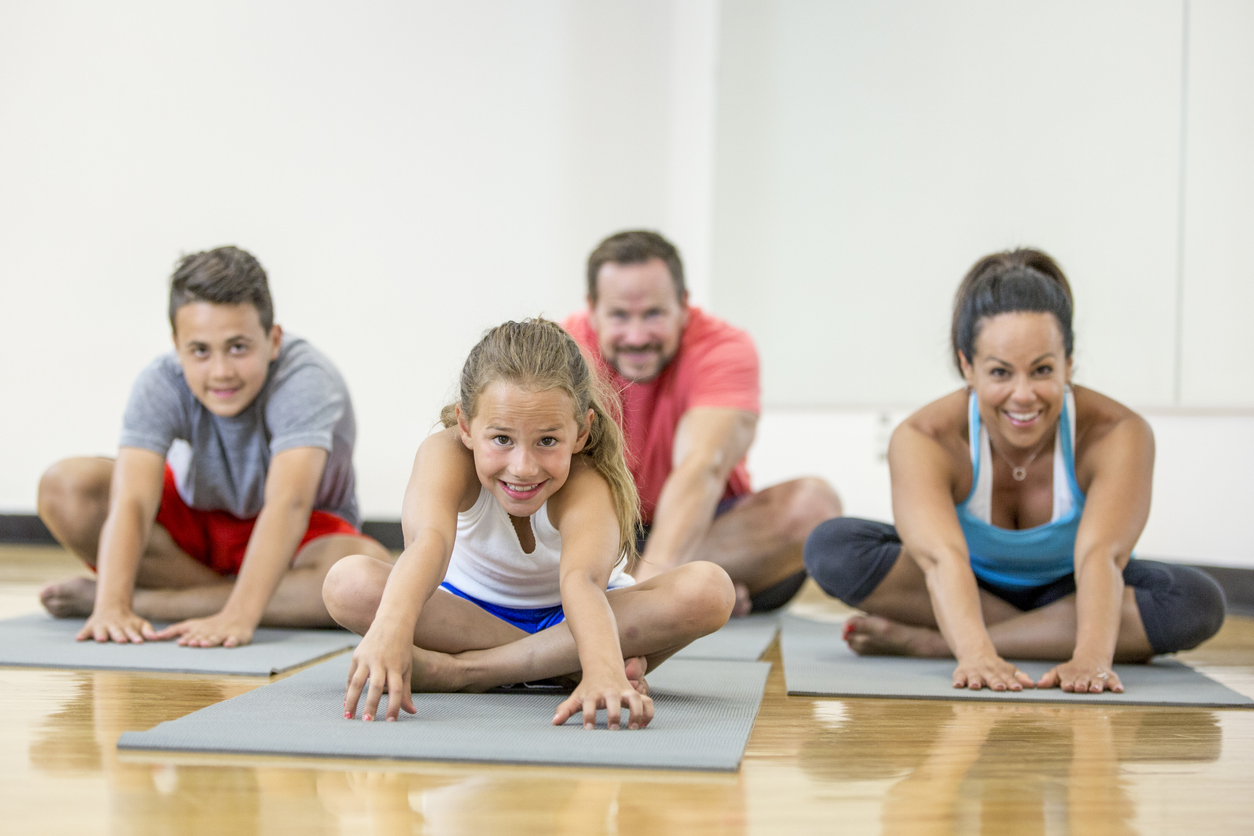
[[0, 1, 718, 518], [1, 2, 1250, 567]]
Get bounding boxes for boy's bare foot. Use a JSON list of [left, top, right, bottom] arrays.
[[40, 577, 98, 618], [624, 656, 649, 696], [844, 615, 950, 658]]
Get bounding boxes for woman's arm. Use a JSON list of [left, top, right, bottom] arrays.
[[889, 413, 1034, 691], [345, 429, 478, 721], [548, 461, 652, 729], [1039, 408, 1154, 693]]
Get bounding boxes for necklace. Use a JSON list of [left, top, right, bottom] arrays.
[[990, 433, 1052, 481]]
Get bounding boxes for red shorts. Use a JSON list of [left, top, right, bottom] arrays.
[[154, 465, 361, 576]]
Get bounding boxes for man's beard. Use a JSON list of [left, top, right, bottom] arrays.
[[608, 343, 675, 383]]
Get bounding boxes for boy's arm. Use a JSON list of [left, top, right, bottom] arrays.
[[155, 446, 328, 647], [79, 447, 167, 643]]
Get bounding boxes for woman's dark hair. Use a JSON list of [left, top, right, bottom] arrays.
[[951, 248, 1073, 373]]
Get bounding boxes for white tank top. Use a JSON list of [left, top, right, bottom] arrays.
[[442, 486, 634, 608]]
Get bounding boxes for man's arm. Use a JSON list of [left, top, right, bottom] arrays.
[[155, 446, 328, 647], [79, 447, 167, 643], [632, 407, 756, 581]]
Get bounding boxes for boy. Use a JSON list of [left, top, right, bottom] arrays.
[[37, 246, 390, 647]]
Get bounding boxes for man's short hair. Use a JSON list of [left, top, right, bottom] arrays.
[[586, 230, 686, 304], [168, 246, 274, 332]]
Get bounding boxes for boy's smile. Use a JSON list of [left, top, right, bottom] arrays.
[[172, 302, 282, 417]]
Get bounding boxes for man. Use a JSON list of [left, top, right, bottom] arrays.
[[564, 230, 842, 615]]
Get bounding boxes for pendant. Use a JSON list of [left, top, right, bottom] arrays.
[[1012, 466, 1027, 481]]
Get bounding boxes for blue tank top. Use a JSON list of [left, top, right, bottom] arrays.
[[955, 391, 1085, 590]]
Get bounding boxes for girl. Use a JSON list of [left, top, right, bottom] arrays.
[[804, 249, 1225, 694], [324, 318, 734, 728]]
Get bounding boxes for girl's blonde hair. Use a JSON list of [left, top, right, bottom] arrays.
[[440, 318, 640, 563]]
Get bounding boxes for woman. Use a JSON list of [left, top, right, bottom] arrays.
[[804, 249, 1224, 693]]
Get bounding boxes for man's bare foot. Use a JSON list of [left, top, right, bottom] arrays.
[[732, 582, 752, 618], [40, 577, 97, 618], [843, 615, 950, 658], [625, 656, 649, 696]]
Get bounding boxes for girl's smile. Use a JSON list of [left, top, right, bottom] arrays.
[[458, 381, 593, 518]]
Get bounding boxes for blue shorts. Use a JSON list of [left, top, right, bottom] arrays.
[[439, 582, 567, 634]]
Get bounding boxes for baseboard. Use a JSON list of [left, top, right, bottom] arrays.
[[2, 514, 1250, 615]]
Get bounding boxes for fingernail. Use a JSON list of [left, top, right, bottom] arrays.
[[363, 714, 372, 721], [629, 723, 639, 730], [344, 712, 351, 719], [386, 717, 395, 722]]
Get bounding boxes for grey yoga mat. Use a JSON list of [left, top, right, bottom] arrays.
[[118, 655, 771, 771], [780, 615, 1254, 708], [0, 613, 359, 676], [673, 613, 779, 661]]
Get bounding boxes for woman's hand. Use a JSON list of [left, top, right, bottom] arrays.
[[952, 652, 1035, 691], [553, 668, 654, 730], [344, 627, 417, 722], [1037, 657, 1123, 693]]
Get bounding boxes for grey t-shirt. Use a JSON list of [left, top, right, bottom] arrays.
[[119, 335, 360, 527]]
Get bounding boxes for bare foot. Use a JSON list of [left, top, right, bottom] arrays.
[[625, 656, 650, 696], [409, 646, 469, 693], [843, 615, 950, 658], [731, 582, 752, 618], [40, 577, 97, 618]]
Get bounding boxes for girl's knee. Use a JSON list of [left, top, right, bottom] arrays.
[[321, 554, 383, 623], [670, 561, 736, 630]]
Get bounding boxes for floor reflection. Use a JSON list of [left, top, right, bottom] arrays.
[[27, 669, 748, 836], [801, 698, 1221, 835]]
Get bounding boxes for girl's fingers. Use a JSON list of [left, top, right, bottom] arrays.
[[552, 695, 579, 726], [605, 693, 622, 730], [363, 672, 386, 721], [582, 698, 598, 730]]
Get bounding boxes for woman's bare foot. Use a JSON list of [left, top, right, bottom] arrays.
[[843, 615, 950, 658], [40, 577, 97, 618]]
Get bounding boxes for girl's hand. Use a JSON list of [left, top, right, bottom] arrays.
[[1037, 657, 1123, 694], [952, 652, 1035, 692], [344, 628, 417, 722], [553, 669, 654, 730]]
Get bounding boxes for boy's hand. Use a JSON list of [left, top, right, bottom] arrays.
[[155, 613, 257, 648], [553, 668, 654, 730], [76, 608, 158, 644], [344, 629, 417, 722]]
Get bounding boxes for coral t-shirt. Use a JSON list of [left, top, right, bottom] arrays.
[[563, 307, 760, 524]]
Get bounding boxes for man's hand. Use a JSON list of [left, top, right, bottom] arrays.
[[155, 612, 258, 648]]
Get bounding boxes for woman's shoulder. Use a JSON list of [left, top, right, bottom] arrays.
[[897, 389, 971, 450], [1071, 385, 1153, 464]]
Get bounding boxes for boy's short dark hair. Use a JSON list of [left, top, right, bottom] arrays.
[[586, 230, 686, 304], [168, 246, 274, 332]]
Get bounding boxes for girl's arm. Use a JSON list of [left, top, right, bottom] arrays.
[[548, 461, 652, 730], [889, 414, 1034, 692], [345, 429, 478, 722], [1038, 410, 1154, 693]]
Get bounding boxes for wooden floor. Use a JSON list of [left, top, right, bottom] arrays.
[[3, 545, 1253, 835]]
